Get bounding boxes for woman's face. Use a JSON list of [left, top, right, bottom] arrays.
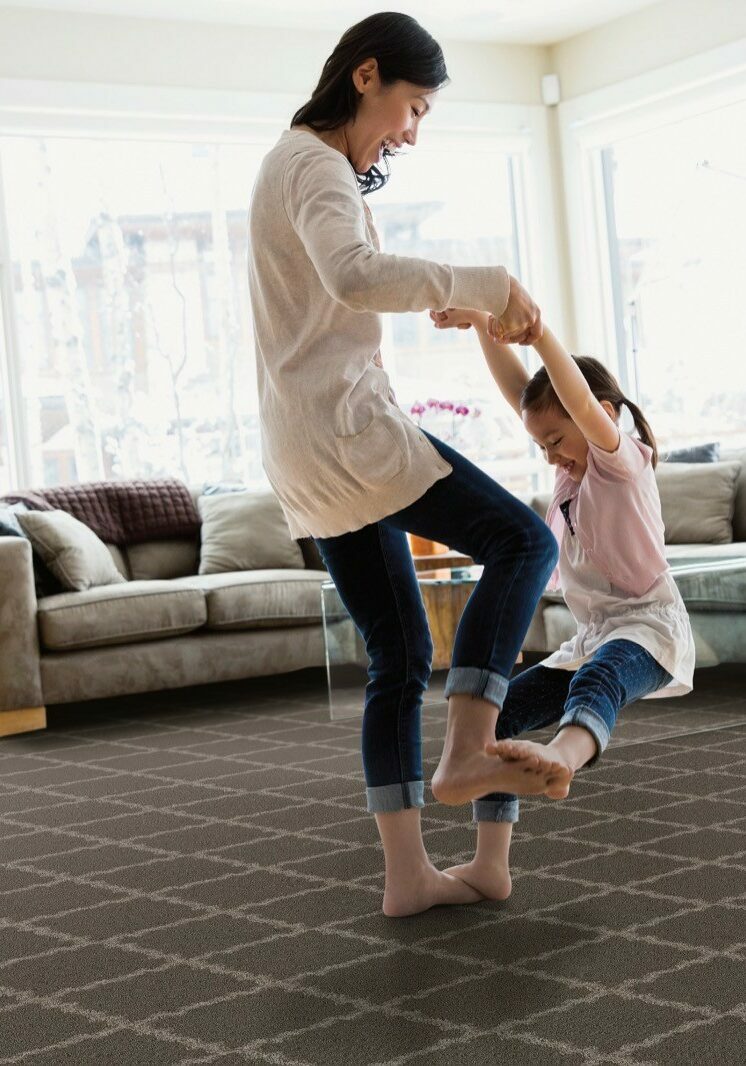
[[347, 60, 437, 172]]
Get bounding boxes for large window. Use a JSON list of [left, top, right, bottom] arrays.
[[564, 69, 746, 455], [372, 136, 539, 496], [0, 135, 271, 490], [0, 98, 545, 497]]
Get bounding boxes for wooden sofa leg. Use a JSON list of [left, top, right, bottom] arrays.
[[0, 706, 47, 737]]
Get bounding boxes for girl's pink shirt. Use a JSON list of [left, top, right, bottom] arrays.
[[545, 432, 668, 597]]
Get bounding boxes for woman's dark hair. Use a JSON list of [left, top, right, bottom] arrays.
[[291, 12, 449, 194], [520, 355, 659, 468]]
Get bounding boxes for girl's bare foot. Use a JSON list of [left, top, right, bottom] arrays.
[[490, 739, 574, 799], [443, 860, 512, 901], [382, 863, 485, 918], [432, 745, 561, 805]]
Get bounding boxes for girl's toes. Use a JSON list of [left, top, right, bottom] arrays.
[[492, 740, 519, 760]]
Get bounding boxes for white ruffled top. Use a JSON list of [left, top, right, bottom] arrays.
[[541, 522, 696, 698]]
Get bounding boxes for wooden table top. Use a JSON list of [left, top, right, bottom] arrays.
[[411, 550, 474, 573]]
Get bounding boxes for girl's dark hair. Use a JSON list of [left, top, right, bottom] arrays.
[[520, 355, 659, 468], [291, 12, 449, 195]]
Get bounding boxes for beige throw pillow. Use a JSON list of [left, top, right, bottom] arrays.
[[197, 491, 304, 574], [16, 510, 128, 591], [655, 460, 741, 544]]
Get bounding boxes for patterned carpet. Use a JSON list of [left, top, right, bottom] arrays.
[[1, 661, 745, 1065]]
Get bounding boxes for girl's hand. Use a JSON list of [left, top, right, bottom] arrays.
[[488, 312, 540, 345], [429, 307, 480, 330], [490, 275, 543, 344]]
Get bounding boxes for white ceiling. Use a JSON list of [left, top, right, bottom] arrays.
[[2, 1, 664, 44]]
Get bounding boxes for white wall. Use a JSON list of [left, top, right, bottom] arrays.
[[550, 0, 746, 100], [0, 6, 550, 105]]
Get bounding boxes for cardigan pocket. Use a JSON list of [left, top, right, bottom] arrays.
[[336, 417, 406, 490]]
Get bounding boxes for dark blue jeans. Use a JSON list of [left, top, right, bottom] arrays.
[[473, 638, 673, 823], [313, 431, 558, 815]]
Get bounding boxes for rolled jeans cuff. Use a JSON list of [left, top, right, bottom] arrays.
[[366, 780, 425, 814], [555, 706, 610, 768], [444, 666, 509, 709], [472, 798, 520, 823]]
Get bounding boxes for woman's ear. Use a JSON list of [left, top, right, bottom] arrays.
[[352, 58, 379, 93], [600, 399, 619, 422]]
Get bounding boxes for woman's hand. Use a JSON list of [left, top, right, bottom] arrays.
[[429, 307, 485, 330], [491, 275, 543, 345]]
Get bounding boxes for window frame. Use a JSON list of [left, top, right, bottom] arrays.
[[557, 38, 746, 393]]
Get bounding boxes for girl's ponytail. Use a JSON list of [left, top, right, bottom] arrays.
[[623, 397, 658, 468], [521, 354, 659, 469]]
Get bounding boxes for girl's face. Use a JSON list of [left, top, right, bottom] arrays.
[[522, 403, 618, 483], [523, 409, 589, 482], [346, 61, 437, 172]]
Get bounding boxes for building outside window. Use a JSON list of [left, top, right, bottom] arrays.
[[0, 118, 543, 497]]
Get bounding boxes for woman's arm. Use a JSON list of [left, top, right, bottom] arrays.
[[431, 308, 529, 419], [493, 321, 620, 452], [282, 147, 517, 324]]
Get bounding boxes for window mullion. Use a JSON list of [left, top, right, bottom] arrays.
[[600, 145, 636, 399]]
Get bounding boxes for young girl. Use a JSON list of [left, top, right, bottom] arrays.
[[429, 307, 696, 901]]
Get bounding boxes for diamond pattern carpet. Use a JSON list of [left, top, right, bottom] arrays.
[[1, 661, 745, 1064]]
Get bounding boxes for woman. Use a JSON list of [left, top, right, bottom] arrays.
[[248, 12, 558, 917]]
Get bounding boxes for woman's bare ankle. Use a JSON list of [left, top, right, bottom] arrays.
[[442, 693, 500, 753], [445, 857, 512, 901]]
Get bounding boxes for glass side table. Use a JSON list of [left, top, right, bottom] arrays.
[[321, 561, 484, 721]]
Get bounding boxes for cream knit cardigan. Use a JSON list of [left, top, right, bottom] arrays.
[[248, 128, 511, 539]]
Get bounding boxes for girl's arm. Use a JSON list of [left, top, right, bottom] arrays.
[[492, 320, 621, 452], [431, 308, 529, 419]]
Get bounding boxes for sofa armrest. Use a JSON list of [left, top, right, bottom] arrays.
[[0, 536, 44, 713]]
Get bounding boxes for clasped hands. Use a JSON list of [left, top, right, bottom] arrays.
[[429, 273, 542, 345]]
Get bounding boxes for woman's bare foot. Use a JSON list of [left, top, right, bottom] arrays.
[[443, 860, 512, 901], [432, 745, 561, 805], [490, 739, 574, 799], [382, 863, 486, 917]]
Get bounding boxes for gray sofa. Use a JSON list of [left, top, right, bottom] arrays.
[[0, 485, 329, 738], [2, 451, 744, 738]]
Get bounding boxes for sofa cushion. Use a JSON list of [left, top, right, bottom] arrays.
[[126, 538, 199, 580], [169, 570, 327, 631], [664, 543, 746, 565], [1, 502, 65, 598], [16, 509, 127, 591], [655, 461, 740, 544], [669, 561, 746, 611], [532, 455, 746, 548], [37, 581, 207, 651], [541, 548, 746, 613], [105, 543, 131, 579], [543, 604, 577, 648], [197, 491, 304, 574], [662, 442, 720, 463]]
